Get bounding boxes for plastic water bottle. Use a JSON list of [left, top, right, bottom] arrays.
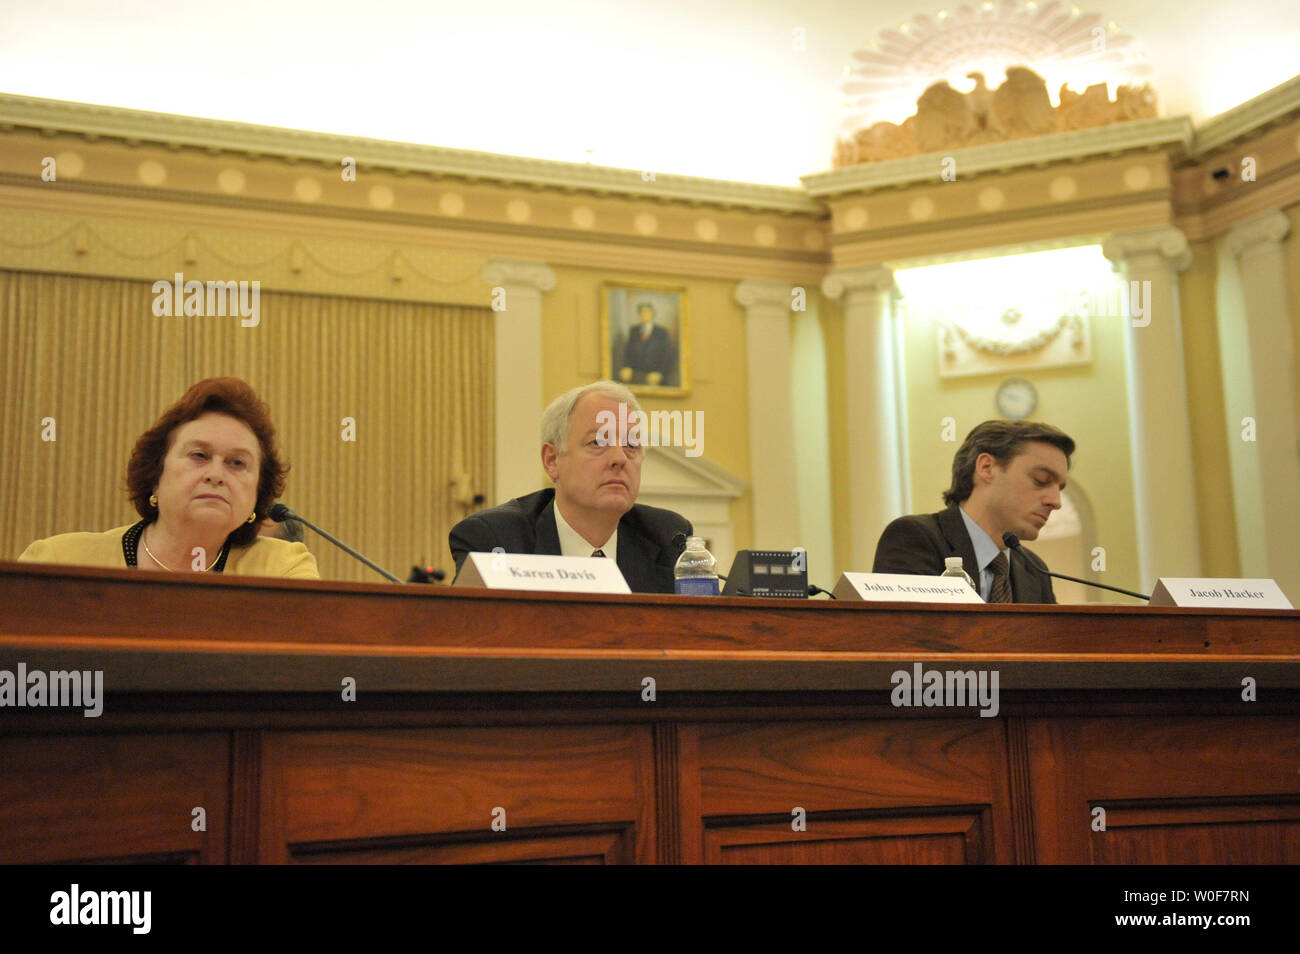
[[940, 556, 976, 591], [674, 536, 719, 595]]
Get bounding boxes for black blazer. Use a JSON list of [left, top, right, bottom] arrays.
[[871, 505, 1056, 604], [449, 488, 691, 594], [621, 325, 675, 384]]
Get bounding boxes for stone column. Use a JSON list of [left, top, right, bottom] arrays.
[[483, 259, 556, 503], [1102, 226, 1200, 589], [821, 265, 903, 571], [1224, 209, 1299, 599], [735, 279, 800, 548]]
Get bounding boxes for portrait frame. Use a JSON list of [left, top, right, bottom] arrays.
[[600, 281, 690, 397]]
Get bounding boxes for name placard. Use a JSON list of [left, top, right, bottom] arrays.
[[1148, 578, 1292, 609], [832, 572, 984, 604], [455, 552, 631, 594]]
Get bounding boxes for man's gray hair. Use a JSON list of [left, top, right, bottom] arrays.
[[541, 380, 642, 452]]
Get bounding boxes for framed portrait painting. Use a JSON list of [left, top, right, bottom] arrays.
[[600, 281, 690, 396]]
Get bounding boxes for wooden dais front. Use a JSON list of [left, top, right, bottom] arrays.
[[2, 564, 1297, 864]]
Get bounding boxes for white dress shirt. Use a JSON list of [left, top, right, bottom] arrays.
[[553, 500, 618, 563]]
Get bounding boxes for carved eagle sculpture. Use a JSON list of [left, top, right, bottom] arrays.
[[966, 71, 995, 133], [915, 80, 978, 153], [991, 66, 1056, 139]]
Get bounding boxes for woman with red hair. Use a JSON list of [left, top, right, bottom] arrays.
[[19, 377, 318, 579]]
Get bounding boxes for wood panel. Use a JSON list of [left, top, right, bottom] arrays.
[[694, 720, 1015, 863], [291, 827, 635, 865], [704, 813, 988, 865], [1027, 716, 1300, 863], [1090, 801, 1300, 864], [228, 729, 261, 864], [653, 723, 682, 864], [1005, 717, 1037, 863], [698, 720, 1002, 811], [258, 726, 656, 864], [0, 732, 229, 864]]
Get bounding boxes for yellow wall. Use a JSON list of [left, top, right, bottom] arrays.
[[1287, 202, 1300, 432]]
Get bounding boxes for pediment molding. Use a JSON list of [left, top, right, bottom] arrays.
[[640, 446, 747, 499]]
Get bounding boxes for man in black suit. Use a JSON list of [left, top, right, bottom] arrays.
[[449, 381, 691, 593], [618, 302, 675, 387], [872, 420, 1075, 603]]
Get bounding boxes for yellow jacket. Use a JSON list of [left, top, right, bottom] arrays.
[[18, 524, 320, 580]]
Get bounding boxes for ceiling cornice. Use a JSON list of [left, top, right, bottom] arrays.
[[0, 92, 820, 215], [3, 76, 1298, 210], [801, 117, 1196, 197], [1191, 74, 1300, 156], [804, 77, 1300, 197]]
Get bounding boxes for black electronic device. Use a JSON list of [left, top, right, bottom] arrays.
[[722, 549, 809, 598]]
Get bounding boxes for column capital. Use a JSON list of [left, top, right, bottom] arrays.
[[1101, 226, 1191, 272], [1226, 209, 1291, 259], [734, 279, 793, 311], [821, 265, 895, 300], [482, 258, 556, 291]]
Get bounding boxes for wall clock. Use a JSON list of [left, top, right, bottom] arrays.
[[995, 377, 1037, 420]]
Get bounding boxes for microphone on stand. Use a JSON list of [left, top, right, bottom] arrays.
[[270, 503, 402, 584], [1002, 532, 1149, 601]]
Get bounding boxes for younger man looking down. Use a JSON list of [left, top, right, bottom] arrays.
[[872, 420, 1075, 603]]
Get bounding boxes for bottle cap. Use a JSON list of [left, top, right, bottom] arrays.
[[944, 556, 964, 569]]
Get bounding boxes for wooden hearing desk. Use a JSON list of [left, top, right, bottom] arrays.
[[2, 562, 1298, 864]]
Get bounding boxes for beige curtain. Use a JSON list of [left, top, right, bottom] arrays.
[[1, 269, 493, 581]]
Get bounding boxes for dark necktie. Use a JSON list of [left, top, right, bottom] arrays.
[[988, 552, 1012, 603], [591, 549, 606, 558]]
